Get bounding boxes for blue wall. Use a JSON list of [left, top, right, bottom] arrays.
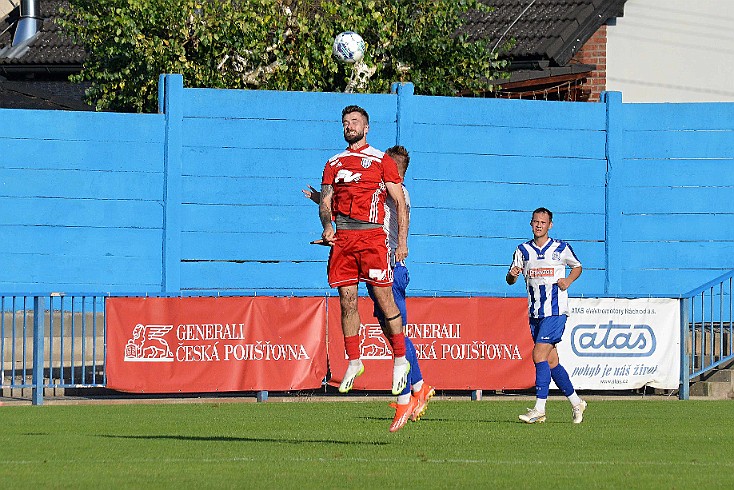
[[612, 98, 734, 294], [0, 74, 731, 296], [0, 108, 166, 292], [399, 87, 608, 296]]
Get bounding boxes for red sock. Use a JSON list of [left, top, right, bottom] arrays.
[[388, 333, 406, 357], [344, 335, 361, 361]]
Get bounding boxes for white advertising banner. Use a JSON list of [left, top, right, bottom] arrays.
[[554, 298, 680, 390]]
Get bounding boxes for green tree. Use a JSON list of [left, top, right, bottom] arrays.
[[59, 0, 509, 112]]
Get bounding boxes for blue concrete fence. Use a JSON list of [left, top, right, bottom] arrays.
[[0, 74, 732, 296]]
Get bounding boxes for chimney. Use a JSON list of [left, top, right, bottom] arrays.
[[12, 0, 41, 46]]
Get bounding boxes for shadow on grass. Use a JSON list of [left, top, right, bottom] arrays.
[[99, 434, 388, 445]]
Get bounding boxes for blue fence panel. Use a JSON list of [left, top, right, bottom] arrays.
[[405, 95, 607, 296], [0, 108, 167, 293], [177, 85, 398, 293], [616, 102, 734, 296]]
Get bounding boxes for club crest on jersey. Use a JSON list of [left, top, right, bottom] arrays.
[[361, 157, 372, 168], [552, 251, 561, 260]]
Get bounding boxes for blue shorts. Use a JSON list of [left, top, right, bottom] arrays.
[[529, 315, 567, 345], [367, 263, 409, 325]]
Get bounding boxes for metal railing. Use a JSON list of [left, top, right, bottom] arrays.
[[679, 270, 734, 399], [4, 276, 734, 403], [1, 293, 107, 404]]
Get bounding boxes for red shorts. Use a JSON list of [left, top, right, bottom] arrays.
[[327, 228, 393, 288]]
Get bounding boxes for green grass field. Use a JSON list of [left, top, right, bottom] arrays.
[[0, 397, 732, 489]]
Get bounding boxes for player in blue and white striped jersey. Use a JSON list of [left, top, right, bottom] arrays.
[[506, 207, 587, 424]]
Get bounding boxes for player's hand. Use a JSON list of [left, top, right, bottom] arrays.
[[557, 277, 571, 290], [302, 185, 320, 204], [321, 225, 336, 245], [395, 243, 408, 262], [508, 266, 522, 278]]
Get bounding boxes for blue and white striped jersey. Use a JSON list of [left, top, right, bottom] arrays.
[[510, 238, 582, 319]]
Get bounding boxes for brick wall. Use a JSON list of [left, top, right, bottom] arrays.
[[572, 24, 607, 102]]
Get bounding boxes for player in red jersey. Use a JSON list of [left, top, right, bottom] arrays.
[[320, 105, 411, 399], [304, 145, 434, 432]]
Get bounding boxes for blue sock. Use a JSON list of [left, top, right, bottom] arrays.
[[404, 337, 422, 395], [551, 364, 575, 397], [535, 361, 551, 399]]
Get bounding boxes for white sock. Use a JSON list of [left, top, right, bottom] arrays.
[[534, 398, 547, 413], [394, 356, 408, 366], [348, 359, 363, 368], [568, 392, 582, 406], [412, 380, 424, 393], [397, 393, 411, 405]]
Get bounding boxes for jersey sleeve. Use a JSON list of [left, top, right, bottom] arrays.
[[562, 243, 582, 268], [321, 160, 335, 186], [510, 247, 524, 270], [382, 154, 402, 184]]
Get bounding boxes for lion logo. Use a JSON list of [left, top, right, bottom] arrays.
[[358, 324, 392, 359], [124, 324, 174, 362]]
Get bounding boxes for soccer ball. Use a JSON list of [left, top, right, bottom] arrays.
[[332, 31, 365, 64]]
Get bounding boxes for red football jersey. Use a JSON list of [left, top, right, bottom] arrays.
[[321, 144, 402, 224]]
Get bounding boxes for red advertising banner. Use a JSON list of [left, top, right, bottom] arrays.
[[106, 296, 327, 393], [327, 296, 534, 390]]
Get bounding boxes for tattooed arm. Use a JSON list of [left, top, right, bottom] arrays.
[[319, 184, 335, 244]]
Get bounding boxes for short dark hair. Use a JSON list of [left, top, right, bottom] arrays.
[[342, 105, 369, 124], [532, 207, 553, 222], [386, 145, 410, 169]]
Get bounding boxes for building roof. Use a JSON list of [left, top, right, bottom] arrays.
[[0, 0, 84, 75], [0, 0, 627, 108], [0, 78, 91, 109], [0, 0, 627, 73], [467, 0, 627, 68]]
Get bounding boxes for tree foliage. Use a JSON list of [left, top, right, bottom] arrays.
[[59, 0, 509, 112]]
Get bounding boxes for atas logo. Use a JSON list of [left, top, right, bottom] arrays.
[[335, 169, 362, 183], [571, 322, 656, 357], [124, 324, 174, 362]]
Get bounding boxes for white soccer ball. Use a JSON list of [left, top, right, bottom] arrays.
[[332, 31, 365, 64]]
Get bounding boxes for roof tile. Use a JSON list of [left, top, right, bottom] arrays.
[[0, 0, 84, 66], [467, 0, 626, 64]]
